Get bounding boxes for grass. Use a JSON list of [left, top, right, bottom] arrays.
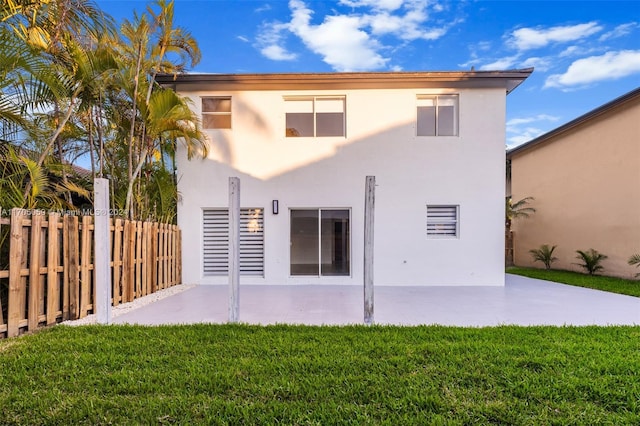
[[507, 267, 640, 298], [1, 325, 640, 424]]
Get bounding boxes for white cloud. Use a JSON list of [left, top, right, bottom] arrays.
[[509, 22, 603, 51], [558, 45, 601, 58], [506, 114, 560, 147], [255, 4, 272, 13], [479, 55, 520, 70], [256, 22, 297, 61], [507, 128, 546, 148], [599, 22, 638, 41], [507, 114, 559, 128], [236, 35, 249, 43], [255, 0, 457, 71], [288, 0, 387, 71], [521, 56, 552, 72], [339, 0, 404, 11], [261, 44, 298, 61], [545, 50, 640, 89]]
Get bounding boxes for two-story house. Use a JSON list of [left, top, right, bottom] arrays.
[[157, 69, 532, 286]]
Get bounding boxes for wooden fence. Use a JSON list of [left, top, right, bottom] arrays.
[[0, 208, 182, 338]]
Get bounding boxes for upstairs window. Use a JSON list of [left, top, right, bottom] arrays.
[[202, 97, 231, 129], [426, 205, 459, 238], [417, 95, 458, 136], [285, 96, 345, 137]]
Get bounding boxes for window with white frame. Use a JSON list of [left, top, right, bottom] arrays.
[[417, 95, 458, 136], [426, 205, 459, 238], [285, 96, 345, 137], [203, 208, 264, 276], [202, 97, 231, 129]]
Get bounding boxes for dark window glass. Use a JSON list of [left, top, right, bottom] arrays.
[[203, 97, 231, 113], [203, 115, 231, 129], [320, 210, 350, 275], [290, 210, 319, 275], [316, 113, 344, 137], [286, 113, 314, 137], [438, 105, 455, 136], [417, 106, 436, 136]]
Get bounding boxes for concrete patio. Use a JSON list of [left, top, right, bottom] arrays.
[[112, 274, 640, 327]]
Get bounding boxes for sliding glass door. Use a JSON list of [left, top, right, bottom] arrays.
[[290, 209, 350, 276]]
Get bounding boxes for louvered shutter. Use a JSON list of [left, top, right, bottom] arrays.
[[426, 205, 458, 238], [203, 208, 264, 276]]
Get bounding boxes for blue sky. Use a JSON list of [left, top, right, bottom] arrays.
[[98, 0, 640, 148]]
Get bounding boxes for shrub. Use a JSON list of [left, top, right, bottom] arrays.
[[575, 249, 608, 275], [528, 244, 558, 270], [628, 254, 640, 278]]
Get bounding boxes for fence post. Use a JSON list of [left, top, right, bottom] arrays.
[[94, 178, 112, 324], [364, 176, 375, 325], [229, 177, 240, 323]]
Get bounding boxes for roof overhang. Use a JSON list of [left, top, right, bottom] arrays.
[[156, 69, 533, 94]]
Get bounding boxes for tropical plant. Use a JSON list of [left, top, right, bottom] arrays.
[[529, 244, 558, 270], [0, 0, 204, 223], [505, 196, 535, 229], [574, 249, 608, 276], [628, 254, 640, 278]]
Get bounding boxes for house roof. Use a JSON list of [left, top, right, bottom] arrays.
[[156, 68, 533, 94], [507, 86, 640, 158]]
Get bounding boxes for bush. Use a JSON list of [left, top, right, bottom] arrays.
[[628, 254, 640, 278], [575, 249, 607, 275], [528, 244, 558, 270]]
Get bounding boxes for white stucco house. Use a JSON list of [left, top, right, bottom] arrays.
[[157, 69, 532, 287]]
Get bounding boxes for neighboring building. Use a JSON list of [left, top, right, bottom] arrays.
[[158, 69, 532, 286], [508, 87, 640, 278]]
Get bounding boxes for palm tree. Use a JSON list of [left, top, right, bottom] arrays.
[[506, 196, 535, 229], [114, 0, 203, 219]]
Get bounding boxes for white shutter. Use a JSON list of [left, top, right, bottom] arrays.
[[203, 208, 264, 276], [427, 205, 458, 238]]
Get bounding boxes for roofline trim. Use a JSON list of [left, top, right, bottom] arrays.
[[507, 86, 640, 158], [156, 68, 533, 93]]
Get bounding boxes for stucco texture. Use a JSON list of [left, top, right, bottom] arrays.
[[510, 93, 640, 278]]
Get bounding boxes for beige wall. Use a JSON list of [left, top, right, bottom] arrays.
[[511, 96, 640, 278]]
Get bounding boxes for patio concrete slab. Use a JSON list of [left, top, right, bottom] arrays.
[[113, 274, 640, 326]]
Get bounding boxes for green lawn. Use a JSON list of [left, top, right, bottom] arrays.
[[507, 267, 640, 298], [1, 325, 639, 424]]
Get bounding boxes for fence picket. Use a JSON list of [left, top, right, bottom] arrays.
[[80, 215, 91, 317], [112, 219, 122, 306], [8, 209, 26, 337], [47, 214, 60, 325], [28, 213, 42, 331], [67, 216, 80, 320]]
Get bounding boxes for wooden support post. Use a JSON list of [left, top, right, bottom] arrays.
[[8, 209, 25, 337], [228, 177, 240, 323], [94, 178, 112, 324], [364, 176, 375, 325]]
